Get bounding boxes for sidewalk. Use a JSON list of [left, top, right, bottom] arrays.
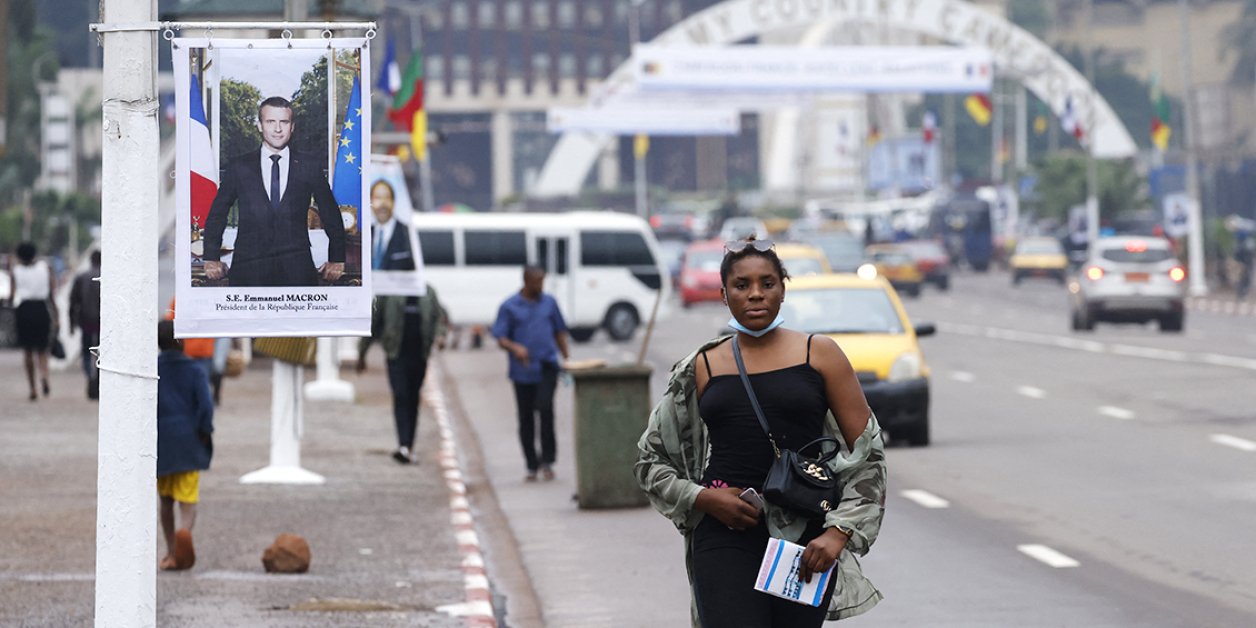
[[435, 344, 692, 628], [0, 348, 470, 627]]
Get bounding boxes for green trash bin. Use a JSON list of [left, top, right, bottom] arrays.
[[569, 364, 653, 509]]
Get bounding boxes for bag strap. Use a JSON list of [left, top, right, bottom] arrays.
[[731, 336, 781, 458]]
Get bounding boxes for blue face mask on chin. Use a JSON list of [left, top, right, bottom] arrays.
[[727, 314, 785, 338]]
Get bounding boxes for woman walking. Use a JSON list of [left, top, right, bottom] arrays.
[[6, 242, 57, 401], [636, 237, 886, 626]]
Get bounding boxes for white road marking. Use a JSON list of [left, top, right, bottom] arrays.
[[936, 322, 1256, 372], [1017, 544, 1080, 568], [1098, 406, 1135, 420], [1210, 434, 1256, 452], [1110, 344, 1189, 362], [950, 371, 975, 383], [1017, 386, 1046, 399], [901, 489, 950, 509]]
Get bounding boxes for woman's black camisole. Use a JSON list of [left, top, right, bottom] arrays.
[[697, 336, 828, 491]]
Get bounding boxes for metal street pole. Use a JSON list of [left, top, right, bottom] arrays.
[[630, 0, 648, 219], [1083, 0, 1100, 248], [1178, 0, 1208, 295], [95, 1, 159, 626]]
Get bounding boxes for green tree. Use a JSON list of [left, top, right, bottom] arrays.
[[290, 56, 329, 159], [1223, 0, 1256, 86], [218, 79, 263, 160], [1028, 152, 1146, 224], [1007, 0, 1051, 39], [0, 0, 59, 206]]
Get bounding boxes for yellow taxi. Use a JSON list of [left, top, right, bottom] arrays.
[[1010, 236, 1069, 285], [776, 242, 833, 277], [865, 243, 924, 297], [782, 273, 935, 446]]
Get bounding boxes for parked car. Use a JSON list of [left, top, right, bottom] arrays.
[[782, 273, 935, 446], [775, 242, 831, 277], [1068, 236, 1186, 332], [650, 211, 697, 241], [866, 244, 924, 297], [1010, 237, 1069, 285], [795, 231, 867, 273], [718, 217, 769, 242], [899, 239, 951, 290], [678, 239, 726, 307]]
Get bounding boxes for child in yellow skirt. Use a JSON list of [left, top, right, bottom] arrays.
[[156, 321, 215, 570]]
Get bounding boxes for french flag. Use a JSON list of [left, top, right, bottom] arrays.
[[377, 39, 401, 97], [189, 73, 217, 230]]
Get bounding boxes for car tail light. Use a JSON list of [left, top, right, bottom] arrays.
[[1169, 266, 1186, 282], [649, 215, 661, 228], [1085, 266, 1104, 281], [684, 215, 694, 228]]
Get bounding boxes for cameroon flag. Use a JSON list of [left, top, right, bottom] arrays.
[[388, 51, 425, 131], [1150, 93, 1172, 152], [965, 93, 992, 126]]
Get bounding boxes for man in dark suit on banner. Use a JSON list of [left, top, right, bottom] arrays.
[[202, 96, 346, 287], [368, 179, 414, 272]]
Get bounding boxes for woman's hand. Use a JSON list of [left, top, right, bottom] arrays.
[[694, 487, 760, 530], [799, 527, 849, 583]]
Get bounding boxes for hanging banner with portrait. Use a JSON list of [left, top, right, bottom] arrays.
[[172, 36, 373, 338], [367, 154, 425, 296]]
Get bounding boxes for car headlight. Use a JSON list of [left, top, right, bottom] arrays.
[[887, 351, 922, 382]]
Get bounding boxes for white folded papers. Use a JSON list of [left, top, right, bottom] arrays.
[[754, 537, 835, 607]]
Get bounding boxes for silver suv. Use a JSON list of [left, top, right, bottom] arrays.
[[1069, 236, 1187, 332]]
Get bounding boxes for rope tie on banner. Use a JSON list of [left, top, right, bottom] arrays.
[[282, 28, 293, 49]]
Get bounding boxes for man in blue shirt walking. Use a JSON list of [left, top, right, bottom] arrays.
[[492, 266, 570, 481]]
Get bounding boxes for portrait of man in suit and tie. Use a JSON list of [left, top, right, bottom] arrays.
[[201, 96, 347, 287], [369, 179, 414, 272]]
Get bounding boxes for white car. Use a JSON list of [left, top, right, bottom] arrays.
[[718, 217, 769, 243], [1069, 236, 1187, 332]]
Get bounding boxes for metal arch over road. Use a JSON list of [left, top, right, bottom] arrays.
[[533, 0, 1138, 197]]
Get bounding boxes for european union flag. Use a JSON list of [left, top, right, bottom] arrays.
[[332, 76, 364, 230]]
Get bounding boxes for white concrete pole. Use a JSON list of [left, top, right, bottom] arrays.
[[1178, 0, 1208, 296], [304, 337, 354, 401], [95, 1, 159, 626], [241, 362, 325, 485]]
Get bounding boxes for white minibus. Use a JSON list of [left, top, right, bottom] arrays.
[[409, 211, 672, 342]]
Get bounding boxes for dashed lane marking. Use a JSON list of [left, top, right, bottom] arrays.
[[1210, 434, 1256, 452], [1017, 385, 1046, 399], [938, 322, 1256, 372], [901, 489, 950, 509], [950, 371, 976, 383], [1098, 406, 1135, 420], [1017, 544, 1080, 568]]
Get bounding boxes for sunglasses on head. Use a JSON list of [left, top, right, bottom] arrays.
[[724, 239, 775, 254]]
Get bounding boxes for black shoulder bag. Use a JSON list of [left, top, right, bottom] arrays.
[[732, 336, 841, 519]]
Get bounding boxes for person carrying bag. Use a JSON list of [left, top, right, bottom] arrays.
[[635, 237, 887, 627]]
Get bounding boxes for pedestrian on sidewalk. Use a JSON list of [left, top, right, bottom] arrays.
[[5, 242, 57, 401], [68, 250, 102, 399], [165, 298, 229, 404], [1236, 228, 1254, 300], [491, 266, 570, 482], [156, 321, 215, 571], [636, 237, 887, 626], [357, 288, 448, 464]]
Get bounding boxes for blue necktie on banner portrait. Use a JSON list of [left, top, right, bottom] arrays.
[[332, 76, 364, 240]]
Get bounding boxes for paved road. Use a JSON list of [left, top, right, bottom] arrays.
[[441, 268, 1256, 626]]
